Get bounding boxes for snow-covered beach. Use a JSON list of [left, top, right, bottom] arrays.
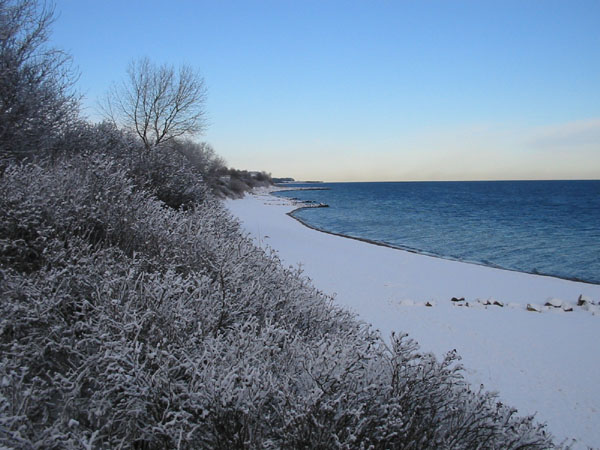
[[227, 189, 600, 448]]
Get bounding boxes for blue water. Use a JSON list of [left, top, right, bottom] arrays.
[[274, 181, 600, 284]]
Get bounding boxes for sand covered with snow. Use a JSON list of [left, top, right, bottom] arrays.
[[226, 190, 600, 448]]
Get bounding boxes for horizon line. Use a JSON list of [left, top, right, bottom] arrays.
[[281, 178, 600, 183]]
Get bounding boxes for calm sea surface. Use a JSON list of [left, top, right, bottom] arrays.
[[273, 181, 600, 284]]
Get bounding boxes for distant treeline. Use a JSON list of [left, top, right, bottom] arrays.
[[273, 177, 296, 183]]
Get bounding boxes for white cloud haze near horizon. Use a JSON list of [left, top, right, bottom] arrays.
[[52, 0, 600, 182], [228, 118, 600, 182]]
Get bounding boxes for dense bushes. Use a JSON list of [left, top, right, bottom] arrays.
[[0, 1, 556, 446], [214, 167, 273, 198], [0, 155, 556, 448], [0, 0, 79, 162], [39, 120, 268, 206]]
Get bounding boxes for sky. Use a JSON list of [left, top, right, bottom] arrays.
[[51, 0, 600, 181]]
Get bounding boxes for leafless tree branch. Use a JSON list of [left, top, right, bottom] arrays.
[[0, 0, 79, 160], [102, 57, 206, 150]]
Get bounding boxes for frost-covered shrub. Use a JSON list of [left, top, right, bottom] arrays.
[[228, 177, 251, 197], [172, 139, 226, 184], [45, 120, 208, 209], [1, 2, 553, 445], [126, 147, 207, 209], [0, 157, 556, 448], [51, 120, 140, 161], [0, 157, 145, 253], [212, 168, 273, 199], [0, 0, 79, 163], [0, 156, 207, 266]]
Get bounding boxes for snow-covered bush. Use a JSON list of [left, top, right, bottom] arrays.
[[125, 147, 208, 210], [50, 121, 140, 161], [0, 3, 554, 444], [172, 140, 226, 184], [0, 0, 79, 163], [0, 157, 556, 448]]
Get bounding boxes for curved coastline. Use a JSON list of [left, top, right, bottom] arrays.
[[284, 201, 600, 287], [228, 190, 600, 448]]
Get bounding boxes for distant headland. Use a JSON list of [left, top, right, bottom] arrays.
[[272, 177, 324, 184]]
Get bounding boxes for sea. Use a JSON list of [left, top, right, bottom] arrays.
[[273, 180, 600, 285]]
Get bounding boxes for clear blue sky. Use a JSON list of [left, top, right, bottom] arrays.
[[52, 0, 600, 181]]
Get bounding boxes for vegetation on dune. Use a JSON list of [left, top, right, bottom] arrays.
[[0, 153, 557, 449], [0, 0, 556, 448]]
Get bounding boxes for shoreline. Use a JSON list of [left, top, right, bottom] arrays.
[[227, 190, 600, 448], [286, 205, 600, 287], [272, 185, 599, 286], [236, 187, 600, 307]]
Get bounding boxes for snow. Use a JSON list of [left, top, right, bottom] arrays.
[[226, 190, 600, 448], [545, 298, 564, 308]]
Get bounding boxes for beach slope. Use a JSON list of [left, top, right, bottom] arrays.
[[227, 190, 600, 448]]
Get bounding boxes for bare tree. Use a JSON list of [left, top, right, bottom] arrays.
[[103, 58, 207, 150], [0, 0, 78, 160]]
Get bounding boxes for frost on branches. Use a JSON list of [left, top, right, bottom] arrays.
[[0, 1, 555, 445], [0, 154, 557, 449]]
